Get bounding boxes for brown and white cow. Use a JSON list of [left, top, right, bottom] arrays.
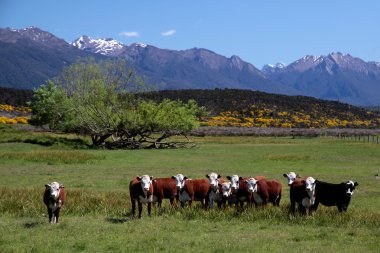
[[153, 177, 177, 207], [283, 172, 308, 186], [215, 181, 232, 208], [227, 175, 266, 208], [129, 175, 154, 218], [288, 176, 315, 216], [172, 173, 213, 209], [244, 178, 282, 206], [43, 182, 66, 224]]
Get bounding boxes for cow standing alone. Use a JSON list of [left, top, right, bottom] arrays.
[[129, 175, 154, 218], [43, 182, 66, 224]]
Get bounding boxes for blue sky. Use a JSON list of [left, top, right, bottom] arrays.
[[1, 0, 380, 68]]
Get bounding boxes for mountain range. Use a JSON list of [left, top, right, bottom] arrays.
[[0, 26, 379, 106]]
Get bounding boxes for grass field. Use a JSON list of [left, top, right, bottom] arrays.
[[0, 127, 380, 252]]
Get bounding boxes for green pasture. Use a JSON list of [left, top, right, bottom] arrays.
[[0, 127, 380, 252]]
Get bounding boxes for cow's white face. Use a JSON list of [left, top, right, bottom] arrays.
[[206, 172, 221, 191], [305, 177, 316, 197], [221, 182, 232, 197], [345, 180, 358, 196], [283, 172, 297, 186], [138, 175, 153, 195], [172, 174, 187, 191], [227, 175, 240, 193], [245, 178, 258, 193], [45, 182, 61, 200]]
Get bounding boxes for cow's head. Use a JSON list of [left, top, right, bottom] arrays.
[[227, 175, 240, 193], [283, 172, 298, 186], [304, 177, 316, 198], [220, 182, 232, 198], [45, 182, 63, 200], [345, 180, 358, 196], [206, 172, 221, 191], [136, 175, 153, 196], [172, 174, 188, 191], [244, 178, 258, 193]]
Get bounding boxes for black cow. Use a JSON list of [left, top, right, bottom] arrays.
[[312, 180, 359, 212]]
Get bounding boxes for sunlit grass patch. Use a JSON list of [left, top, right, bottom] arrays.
[[0, 150, 104, 164]]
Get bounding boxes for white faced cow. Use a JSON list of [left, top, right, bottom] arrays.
[[283, 172, 299, 186], [303, 177, 316, 208], [206, 172, 222, 208], [215, 181, 232, 208], [43, 182, 66, 224], [244, 177, 282, 206], [129, 175, 154, 218], [311, 179, 358, 212]]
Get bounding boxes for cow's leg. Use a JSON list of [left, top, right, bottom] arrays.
[[47, 208, 53, 223], [148, 202, 152, 216], [275, 195, 281, 207], [54, 208, 60, 224], [169, 197, 175, 207], [158, 198, 162, 208], [290, 200, 296, 216], [138, 202, 143, 219], [131, 199, 136, 219]]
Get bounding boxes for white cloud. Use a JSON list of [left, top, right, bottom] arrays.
[[161, 29, 176, 36], [119, 31, 139, 37]]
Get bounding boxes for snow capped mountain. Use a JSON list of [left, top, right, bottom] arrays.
[[0, 26, 69, 48], [71, 36, 126, 56], [2, 26, 380, 105], [262, 62, 286, 74]]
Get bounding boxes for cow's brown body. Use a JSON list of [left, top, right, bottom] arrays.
[[289, 179, 310, 215], [153, 177, 177, 207], [129, 177, 154, 218], [43, 184, 66, 224], [252, 179, 282, 206], [179, 179, 211, 208]]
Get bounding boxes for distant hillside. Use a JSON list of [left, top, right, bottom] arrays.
[[143, 89, 380, 128], [1, 87, 379, 128], [142, 89, 373, 117]]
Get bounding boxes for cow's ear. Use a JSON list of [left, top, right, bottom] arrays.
[[239, 177, 243, 180], [354, 182, 359, 186], [171, 176, 176, 179], [296, 174, 301, 178], [45, 184, 50, 188], [150, 176, 154, 181], [59, 184, 65, 189], [218, 174, 221, 179], [283, 174, 287, 178], [206, 174, 210, 178], [136, 176, 142, 181], [184, 176, 188, 180], [227, 176, 231, 180], [244, 180, 248, 183]]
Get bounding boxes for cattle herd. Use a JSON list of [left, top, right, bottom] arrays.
[[43, 172, 358, 222]]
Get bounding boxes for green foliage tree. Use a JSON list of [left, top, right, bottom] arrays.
[[29, 58, 205, 148], [28, 81, 71, 130]]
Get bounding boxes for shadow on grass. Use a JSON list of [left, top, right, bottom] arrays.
[[106, 217, 133, 224], [23, 221, 43, 229]]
